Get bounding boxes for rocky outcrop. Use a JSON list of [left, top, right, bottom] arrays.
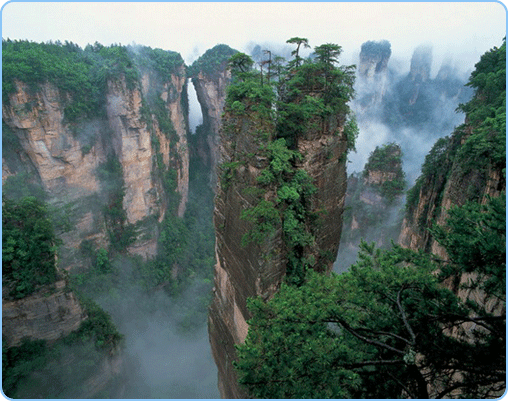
[[355, 40, 391, 111], [192, 69, 230, 177], [189, 44, 237, 183], [2, 280, 85, 347], [209, 91, 349, 397], [399, 134, 504, 257], [2, 67, 189, 266], [409, 45, 433, 83], [335, 143, 405, 271], [358, 40, 391, 79], [2, 81, 104, 197], [106, 68, 189, 219]]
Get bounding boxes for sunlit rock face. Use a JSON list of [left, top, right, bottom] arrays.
[[208, 98, 349, 398], [2, 71, 189, 266], [2, 80, 103, 196]]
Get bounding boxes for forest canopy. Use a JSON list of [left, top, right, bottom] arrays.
[[234, 40, 506, 399]]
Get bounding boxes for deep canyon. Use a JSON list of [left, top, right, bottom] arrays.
[[2, 37, 505, 398]]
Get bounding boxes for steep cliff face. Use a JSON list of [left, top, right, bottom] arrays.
[[355, 40, 392, 112], [192, 70, 229, 173], [208, 54, 353, 396], [399, 131, 504, 257], [3, 62, 189, 266], [399, 40, 506, 309], [190, 44, 237, 180], [2, 42, 190, 398]]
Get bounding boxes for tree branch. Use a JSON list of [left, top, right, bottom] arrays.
[[397, 285, 417, 345], [334, 317, 406, 355]]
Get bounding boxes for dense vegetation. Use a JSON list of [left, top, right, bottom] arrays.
[[362, 142, 406, 202], [221, 38, 357, 285], [2, 196, 59, 298], [235, 192, 505, 398], [188, 43, 237, 77], [234, 41, 506, 398], [2, 298, 123, 398], [2, 39, 184, 123], [339, 143, 406, 264], [457, 39, 506, 175]]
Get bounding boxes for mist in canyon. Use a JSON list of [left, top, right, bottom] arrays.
[[333, 39, 473, 273], [1, 36, 488, 399], [78, 87, 220, 398]]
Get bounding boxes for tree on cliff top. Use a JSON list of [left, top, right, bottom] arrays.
[[234, 194, 505, 398], [188, 43, 237, 78], [286, 37, 310, 68]]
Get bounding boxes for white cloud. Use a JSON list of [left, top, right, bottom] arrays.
[[2, 2, 505, 66]]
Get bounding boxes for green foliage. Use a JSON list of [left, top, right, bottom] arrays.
[[152, 95, 178, 140], [2, 297, 123, 398], [257, 139, 302, 185], [275, 42, 356, 148], [2, 40, 185, 126], [65, 297, 123, 350], [2, 339, 50, 397], [2, 172, 47, 202], [188, 44, 237, 77], [237, 40, 506, 384], [363, 143, 406, 203], [286, 37, 310, 67], [432, 193, 506, 298], [2, 196, 59, 298], [220, 160, 243, 189], [405, 136, 456, 216], [456, 39, 506, 173], [240, 200, 280, 246], [129, 44, 184, 79], [223, 39, 355, 284], [363, 142, 403, 172], [313, 43, 343, 71], [226, 78, 275, 115], [407, 39, 505, 218], [2, 39, 104, 122], [228, 52, 255, 75], [94, 248, 112, 273], [235, 187, 506, 398], [343, 113, 359, 152], [88, 43, 140, 90]]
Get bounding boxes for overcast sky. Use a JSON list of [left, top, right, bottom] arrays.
[[2, 1, 506, 75]]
